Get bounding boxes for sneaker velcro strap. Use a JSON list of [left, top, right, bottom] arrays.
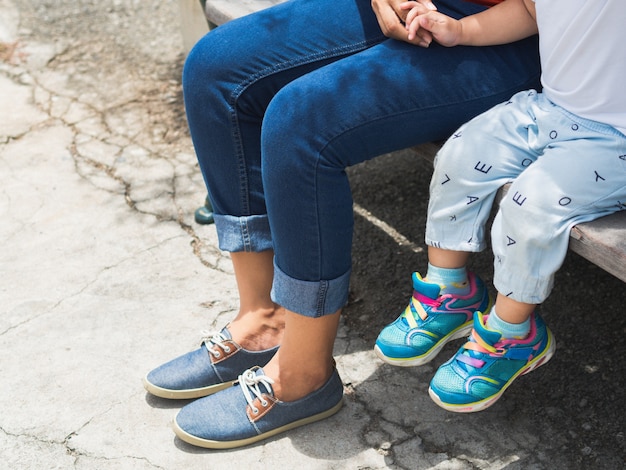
[[500, 345, 541, 360]]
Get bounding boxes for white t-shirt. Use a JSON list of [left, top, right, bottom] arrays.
[[535, 0, 626, 134]]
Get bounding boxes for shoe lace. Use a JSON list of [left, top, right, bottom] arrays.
[[403, 292, 442, 329], [200, 330, 232, 358], [238, 368, 275, 414], [456, 328, 509, 370]]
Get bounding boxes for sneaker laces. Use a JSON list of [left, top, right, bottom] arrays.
[[200, 330, 233, 358], [403, 292, 441, 328], [458, 312, 540, 372], [456, 332, 498, 370], [238, 368, 275, 414], [456, 315, 506, 371]]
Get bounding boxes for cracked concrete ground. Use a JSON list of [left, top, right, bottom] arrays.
[[0, 0, 624, 468]]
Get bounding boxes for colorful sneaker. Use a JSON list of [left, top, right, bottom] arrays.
[[143, 327, 278, 399], [429, 311, 556, 412], [375, 272, 492, 367], [173, 366, 344, 449]]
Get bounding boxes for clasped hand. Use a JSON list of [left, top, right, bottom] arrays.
[[372, 0, 462, 48]]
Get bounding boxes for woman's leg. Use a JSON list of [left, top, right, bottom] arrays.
[[261, 33, 541, 312], [227, 251, 285, 351], [181, 0, 387, 347], [184, 0, 386, 219], [264, 309, 342, 401], [255, 26, 541, 402], [145, 1, 388, 400]]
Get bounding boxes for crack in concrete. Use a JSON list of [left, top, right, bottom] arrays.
[[0, 424, 79, 467], [2, 26, 220, 276]]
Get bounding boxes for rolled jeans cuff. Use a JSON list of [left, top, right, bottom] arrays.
[[213, 214, 273, 252], [271, 260, 351, 318]]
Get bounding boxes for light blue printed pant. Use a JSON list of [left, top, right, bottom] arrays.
[[426, 90, 626, 304]]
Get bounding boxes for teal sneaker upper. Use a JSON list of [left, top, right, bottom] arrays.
[[375, 272, 492, 365], [429, 311, 556, 412]]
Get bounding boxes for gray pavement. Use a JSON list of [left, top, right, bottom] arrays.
[[0, 1, 624, 469]]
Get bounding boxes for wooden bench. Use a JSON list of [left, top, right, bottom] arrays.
[[184, 0, 626, 283]]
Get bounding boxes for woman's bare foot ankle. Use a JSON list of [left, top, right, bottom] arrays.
[[227, 305, 286, 351], [262, 352, 334, 402]]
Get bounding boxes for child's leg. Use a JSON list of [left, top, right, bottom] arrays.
[[375, 93, 542, 367], [491, 112, 626, 306], [487, 293, 534, 338], [425, 247, 471, 296], [427, 247, 469, 269], [426, 251, 536, 340], [430, 96, 626, 412], [374, 98, 532, 366]]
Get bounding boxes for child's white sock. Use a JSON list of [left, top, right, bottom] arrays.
[[486, 306, 531, 339], [424, 263, 470, 296]]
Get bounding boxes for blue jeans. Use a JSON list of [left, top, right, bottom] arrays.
[[183, 0, 541, 317]]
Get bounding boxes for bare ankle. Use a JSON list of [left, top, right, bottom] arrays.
[[228, 305, 286, 351], [265, 357, 334, 402]]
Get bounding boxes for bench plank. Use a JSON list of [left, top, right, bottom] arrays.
[[570, 213, 626, 282]]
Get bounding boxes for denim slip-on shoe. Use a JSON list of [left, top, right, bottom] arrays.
[[143, 328, 279, 399], [173, 366, 344, 449], [375, 272, 492, 366], [429, 311, 555, 413]]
